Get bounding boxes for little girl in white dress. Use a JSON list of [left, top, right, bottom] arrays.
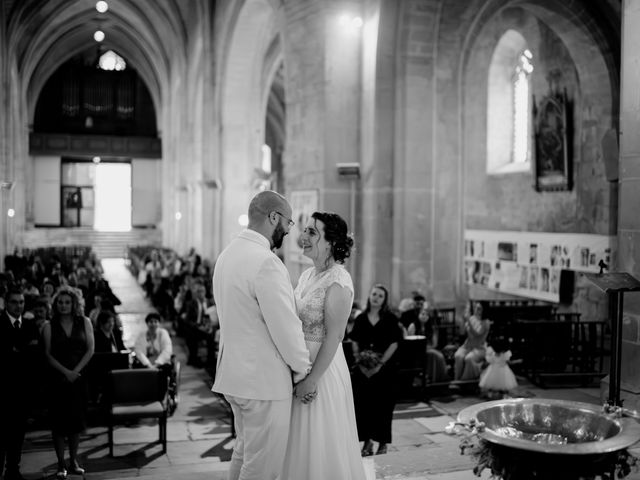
[[479, 337, 518, 397]]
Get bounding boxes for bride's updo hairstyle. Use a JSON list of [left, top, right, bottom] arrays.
[[311, 211, 354, 264]]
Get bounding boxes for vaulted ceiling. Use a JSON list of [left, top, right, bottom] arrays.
[[2, 0, 203, 121]]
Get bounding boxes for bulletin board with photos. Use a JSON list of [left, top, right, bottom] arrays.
[[463, 230, 614, 303]]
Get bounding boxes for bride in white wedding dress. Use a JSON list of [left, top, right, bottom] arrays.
[[281, 211, 366, 480]]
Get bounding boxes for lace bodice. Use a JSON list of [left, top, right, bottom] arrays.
[[294, 265, 354, 342]]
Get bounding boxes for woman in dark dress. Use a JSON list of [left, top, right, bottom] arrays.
[[42, 286, 94, 480], [407, 306, 448, 383], [350, 283, 403, 456], [94, 310, 125, 353]]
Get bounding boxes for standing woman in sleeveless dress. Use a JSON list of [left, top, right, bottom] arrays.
[[282, 211, 366, 480], [42, 286, 94, 480]]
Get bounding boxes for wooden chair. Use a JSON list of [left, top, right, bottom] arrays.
[[87, 352, 130, 405], [433, 308, 460, 371], [107, 368, 169, 456], [167, 355, 181, 416], [395, 337, 428, 399], [515, 320, 573, 386]]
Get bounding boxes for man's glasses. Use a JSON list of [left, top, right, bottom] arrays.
[[274, 211, 295, 227]]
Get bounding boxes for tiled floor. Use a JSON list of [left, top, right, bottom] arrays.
[[18, 258, 640, 480]]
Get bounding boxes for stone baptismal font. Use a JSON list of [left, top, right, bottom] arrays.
[[454, 398, 640, 479]]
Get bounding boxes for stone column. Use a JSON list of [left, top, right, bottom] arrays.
[[282, 0, 362, 279], [388, 0, 443, 303], [617, 0, 640, 410]]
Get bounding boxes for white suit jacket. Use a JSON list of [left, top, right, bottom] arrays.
[[212, 229, 311, 400]]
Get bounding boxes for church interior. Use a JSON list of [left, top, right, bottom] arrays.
[[3, 0, 640, 478]]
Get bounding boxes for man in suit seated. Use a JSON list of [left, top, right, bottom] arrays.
[[183, 281, 217, 368], [0, 287, 40, 480]]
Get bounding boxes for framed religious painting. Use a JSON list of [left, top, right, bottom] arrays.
[[532, 88, 573, 191]]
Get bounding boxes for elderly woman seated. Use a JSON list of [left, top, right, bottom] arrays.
[[453, 301, 491, 382], [407, 305, 448, 383], [94, 311, 126, 353]]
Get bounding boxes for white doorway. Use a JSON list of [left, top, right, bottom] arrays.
[[94, 163, 132, 231]]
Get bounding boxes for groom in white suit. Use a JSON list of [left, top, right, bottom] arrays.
[[212, 190, 312, 480]]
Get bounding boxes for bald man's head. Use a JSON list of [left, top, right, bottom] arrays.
[[248, 190, 290, 227], [246, 191, 294, 249]]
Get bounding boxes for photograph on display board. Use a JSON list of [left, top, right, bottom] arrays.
[[519, 265, 529, 289], [481, 262, 491, 286], [560, 246, 570, 268], [550, 269, 560, 293], [550, 245, 561, 266], [465, 260, 482, 284], [529, 244, 538, 264], [580, 247, 590, 267], [529, 266, 539, 290], [491, 262, 502, 290], [498, 242, 518, 262], [540, 268, 550, 292]]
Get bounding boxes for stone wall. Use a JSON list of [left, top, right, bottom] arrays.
[[618, 0, 640, 402], [457, 4, 616, 320]]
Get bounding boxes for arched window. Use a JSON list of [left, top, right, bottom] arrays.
[[512, 50, 533, 164], [487, 30, 533, 174]]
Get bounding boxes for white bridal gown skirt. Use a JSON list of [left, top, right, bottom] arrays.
[[281, 341, 367, 480]]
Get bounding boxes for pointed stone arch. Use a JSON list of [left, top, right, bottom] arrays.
[[0, 0, 196, 258], [216, 0, 282, 248]]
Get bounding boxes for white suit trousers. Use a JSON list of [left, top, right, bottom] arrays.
[[226, 395, 292, 480]]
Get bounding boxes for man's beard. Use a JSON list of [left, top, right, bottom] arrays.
[[272, 222, 286, 249]]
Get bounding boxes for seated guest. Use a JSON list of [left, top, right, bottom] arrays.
[[407, 305, 448, 383], [396, 297, 414, 337], [400, 293, 425, 331], [94, 311, 126, 353], [453, 300, 491, 382], [182, 281, 214, 367], [134, 312, 172, 368], [93, 279, 121, 308], [28, 295, 50, 334], [87, 292, 104, 326], [342, 301, 362, 369], [40, 278, 56, 302], [345, 301, 362, 340], [90, 310, 127, 404]]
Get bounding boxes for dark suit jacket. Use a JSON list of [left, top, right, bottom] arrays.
[[94, 328, 125, 353], [0, 311, 40, 409], [183, 298, 208, 327]]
